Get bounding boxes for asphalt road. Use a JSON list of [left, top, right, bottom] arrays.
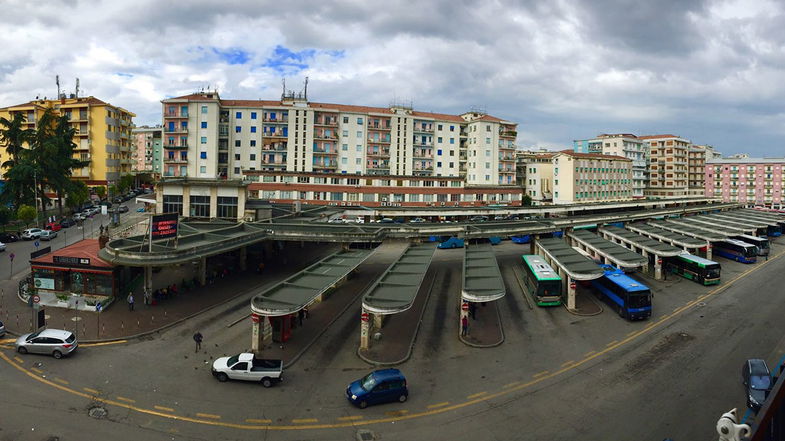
[[0, 239, 783, 441]]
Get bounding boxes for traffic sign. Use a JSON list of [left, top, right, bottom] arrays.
[[251, 313, 260, 323], [360, 312, 370, 322], [95, 302, 102, 312], [32, 294, 40, 304], [569, 282, 576, 290], [34, 240, 40, 248], [9, 252, 14, 261], [461, 302, 469, 311]]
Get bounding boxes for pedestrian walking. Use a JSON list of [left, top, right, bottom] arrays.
[[461, 316, 469, 336], [127, 292, 134, 311], [298, 309, 304, 326], [193, 331, 203, 353], [143, 289, 151, 305]]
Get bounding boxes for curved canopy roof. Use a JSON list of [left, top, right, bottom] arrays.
[[462, 243, 505, 303], [625, 223, 706, 248], [649, 220, 727, 242], [362, 243, 437, 314], [567, 230, 649, 268], [687, 216, 756, 235], [535, 237, 605, 281], [599, 226, 685, 257]]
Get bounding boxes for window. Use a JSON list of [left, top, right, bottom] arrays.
[[342, 144, 348, 151], [234, 154, 241, 160], [356, 145, 362, 152], [250, 154, 256, 160], [341, 157, 347, 164], [437, 137, 443, 143], [190, 196, 211, 217], [200, 152, 207, 159], [201, 122, 207, 129], [234, 167, 240, 174], [217, 196, 238, 218], [449, 125, 454, 131], [236, 112, 242, 119], [250, 140, 256, 147], [163, 195, 183, 215], [200, 137, 207, 144], [356, 158, 361, 164], [199, 166, 206, 173], [235, 140, 241, 147], [437, 161, 442, 167], [356, 131, 362, 138], [251, 112, 257, 119], [201, 106, 208, 114], [485, 138, 491, 145], [343, 116, 349, 123], [251, 126, 257, 133], [450, 138, 455, 144], [235, 126, 241, 133], [437, 149, 442, 155], [357, 117, 363, 124]]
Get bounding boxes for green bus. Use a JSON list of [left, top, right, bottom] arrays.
[[664, 253, 721, 285], [521, 255, 562, 306]]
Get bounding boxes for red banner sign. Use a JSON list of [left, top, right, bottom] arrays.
[[151, 213, 178, 240]]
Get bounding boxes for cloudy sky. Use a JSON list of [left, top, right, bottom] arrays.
[[1, 0, 783, 156]]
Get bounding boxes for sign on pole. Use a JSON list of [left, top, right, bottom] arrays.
[[9, 252, 14, 262], [34, 240, 40, 248], [151, 213, 178, 240], [32, 294, 40, 304], [360, 312, 370, 322], [461, 302, 469, 311]]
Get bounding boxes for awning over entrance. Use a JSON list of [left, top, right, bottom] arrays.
[[599, 226, 686, 257], [362, 243, 437, 314], [535, 237, 605, 281], [250, 249, 372, 316], [625, 223, 706, 249], [566, 230, 649, 269], [462, 243, 505, 303]]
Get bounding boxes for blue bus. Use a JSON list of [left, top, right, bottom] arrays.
[[713, 239, 758, 263], [591, 265, 652, 321], [511, 234, 531, 244]]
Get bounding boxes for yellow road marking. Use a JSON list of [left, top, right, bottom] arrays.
[[116, 396, 135, 403], [83, 387, 99, 395], [154, 405, 175, 412], [81, 340, 128, 347], [54, 378, 69, 385], [13, 356, 23, 363], [337, 416, 363, 421], [626, 330, 638, 337], [31, 367, 43, 374], [0, 338, 14, 344], [606, 340, 618, 347], [533, 370, 549, 378], [245, 418, 271, 424], [385, 410, 409, 416], [584, 351, 596, 357], [196, 413, 221, 420], [503, 381, 520, 388], [427, 402, 449, 409], [673, 306, 683, 312], [0, 249, 778, 431], [467, 392, 487, 399], [292, 418, 317, 423], [560, 360, 574, 368]]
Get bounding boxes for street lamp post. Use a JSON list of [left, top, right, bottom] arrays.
[[33, 170, 40, 228]]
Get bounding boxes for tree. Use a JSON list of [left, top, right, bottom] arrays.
[[66, 181, 90, 211], [94, 186, 106, 200], [17, 204, 35, 226], [118, 174, 134, 193], [0, 113, 34, 208], [108, 184, 118, 200], [0, 206, 12, 226], [522, 194, 533, 206]]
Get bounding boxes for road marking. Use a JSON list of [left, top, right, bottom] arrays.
[[0, 338, 14, 344], [196, 413, 221, 420], [626, 330, 638, 337], [245, 418, 271, 424], [13, 356, 23, 364], [83, 387, 100, 395], [81, 340, 128, 347], [673, 306, 683, 312], [54, 378, 69, 385], [0, 248, 779, 431], [467, 392, 487, 399], [385, 410, 409, 416], [606, 340, 618, 347], [154, 405, 175, 412], [31, 367, 43, 374], [116, 396, 135, 403], [503, 381, 520, 388], [561, 360, 575, 368], [533, 370, 549, 378], [584, 351, 596, 357], [291, 418, 317, 423], [427, 402, 449, 409], [337, 416, 363, 421]]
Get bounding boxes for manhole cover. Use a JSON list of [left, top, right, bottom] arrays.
[[88, 406, 107, 419], [356, 429, 375, 441]]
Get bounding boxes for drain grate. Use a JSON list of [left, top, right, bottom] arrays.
[[88, 406, 107, 419], [356, 429, 375, 441]]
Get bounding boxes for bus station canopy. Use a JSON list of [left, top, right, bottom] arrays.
[[535, 237, 605, 281], [567, 229, 649, 269], [462, 243, 505, 303], [739, 209, 785, 221], [714, 211, 781, 227], [251, 249, 373, 316], [362, 243, 437, 314], [625, 223, 706, 249], [599, 226, 686, 257], [688, 216, 757, 235], [649, 220, 727, 242], [704, 213, 770, 229]]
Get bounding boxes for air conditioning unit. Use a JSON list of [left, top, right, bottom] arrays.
[[381, 197, 388, 202]]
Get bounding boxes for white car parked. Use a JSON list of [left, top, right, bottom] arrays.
[[21, 228, 43, 240]]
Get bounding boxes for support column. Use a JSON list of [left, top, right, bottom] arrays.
[[239, 246, 247, 272], [640, 250, 649, 275], [251, 314, 263, 353], [706, 241, 713, 260], [360, 308, 371, 350], [654, 256, 663, 280], [144, 266, 153, 300], [566, 277, 576, 311], [373, 313, 383, 331], [198, 256, 207, 286], [529, 234, 539, 255]]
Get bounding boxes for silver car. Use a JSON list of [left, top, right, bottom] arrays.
[[15, 329, 78, 359], [40, 230, 57, 241], [0, 320, 5, 337]]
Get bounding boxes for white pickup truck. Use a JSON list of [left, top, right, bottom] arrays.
[[211, 353, 283, 387]]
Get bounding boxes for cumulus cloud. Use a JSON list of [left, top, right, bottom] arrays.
[[0, 0, 783, 155]]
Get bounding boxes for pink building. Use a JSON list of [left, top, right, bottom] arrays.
[[705, 158, 785, 207]]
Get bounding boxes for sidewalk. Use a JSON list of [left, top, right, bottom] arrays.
[[0, 243, 338, 342], [459, 300, 504, 347]]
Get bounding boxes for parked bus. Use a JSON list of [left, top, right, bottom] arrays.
[[511, 234, 531, 244], [520, 255, 562, 306], [713, 239, 758, 263], [591, 264, 652, 321], [663, 253, 722, 285], [731, 235, 769, 257]]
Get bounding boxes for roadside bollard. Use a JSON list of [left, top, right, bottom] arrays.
[[137, 320, 140, 328], [102, 324, 105, 335], [151, 315, 154, 323], [121, 321, 124, 330]]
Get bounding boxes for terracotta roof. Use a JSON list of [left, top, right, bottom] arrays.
[[556, 150, 631, 161], [638, 134, 680, 139], [221, 99, 281, 107], [30, 239, 112, 268]]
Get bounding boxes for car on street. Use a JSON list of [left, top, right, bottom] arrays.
[[469, 215, 489, 222], [45, 222, 62, 232], [378, 218, 394, 223], [327, 217, 346, 224], [118, 205, 129, 213], [137, 207, 145, 212], [346, 369, 408, 409], [211, 353, 283, 387], [21, 228, 43, 240], [113, 196, 124, 204], [0, 242, 5, 252], [59, 218, 76, 228], [40, 229, 58, 241], [409, 217, 427, 223], [72, 213, 86, 221], [743, 358, 772, 412], [0, 319, 5, 337], [15, 328, 78, 359], [0, 232, 19, 242]]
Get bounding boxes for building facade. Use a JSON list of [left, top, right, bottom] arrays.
[[515, 150, 555, 205], [573, 134, 647, 198], [0, 96, 135, 187], [159, 91, 517, 186], [131, 126, 162, 177], [551, 150, 633, 204], [639, 134, 690, 198], [705, 158, 785, 207]]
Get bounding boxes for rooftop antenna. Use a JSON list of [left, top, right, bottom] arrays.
[[75, 78, 79, 98], [56, 75, 61, 99]]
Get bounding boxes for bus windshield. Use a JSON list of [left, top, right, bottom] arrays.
[[537, 280, 561, 298], [744, 246, 758, 257], [627, 291, 651, 309], [705, 265, 721, 279]]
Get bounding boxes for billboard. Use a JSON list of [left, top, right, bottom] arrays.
[[151, 213, 178, 240]]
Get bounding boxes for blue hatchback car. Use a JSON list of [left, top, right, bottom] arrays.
[[346, 369, 408, 409]]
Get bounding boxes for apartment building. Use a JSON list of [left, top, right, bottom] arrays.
[[551, 150, 633, 205], [639, 134, 690, 198], [0, 95, 135, 187], [159, 91, 517, 186], [573, 134, 647, 198], [131, 126, 162, 177], [706, 158, 785, 207], [687, 144, 722, 196], [515, 150, 555, 205]]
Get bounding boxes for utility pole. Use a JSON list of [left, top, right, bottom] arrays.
[[33, 170, 40, 228]]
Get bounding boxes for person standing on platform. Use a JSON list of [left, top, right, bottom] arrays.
[[461, 315, 469, 336], [193, 332, 203, 353], [127, 292, 134, 311]]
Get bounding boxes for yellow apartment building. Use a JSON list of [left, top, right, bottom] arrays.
[[0, 96, 135, 188]]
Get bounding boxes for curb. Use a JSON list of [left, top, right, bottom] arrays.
[[458, 301, 505, 348], [564, 291, 604, 317], [356, 271, 437, 367]]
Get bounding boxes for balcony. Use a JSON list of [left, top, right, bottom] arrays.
[[165, 127, 188, 134], [313, 162, 337, 169], [164, 157, 188, 164], [499, 130, 517, 138], [367, 150, 390, 157], [262, 143, 287, 152], [313, 149, 337, 155], [165, 143, 189, 150], [263, 116, 288, 123], [313, 132, 337, 140], [263, 131, 287, 139], [367, 137, 390, 144], [164, 112, 188, 119], [413, 125, 434, 133], [313, 117, 338, 127], [367, 122, 391, 130]]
